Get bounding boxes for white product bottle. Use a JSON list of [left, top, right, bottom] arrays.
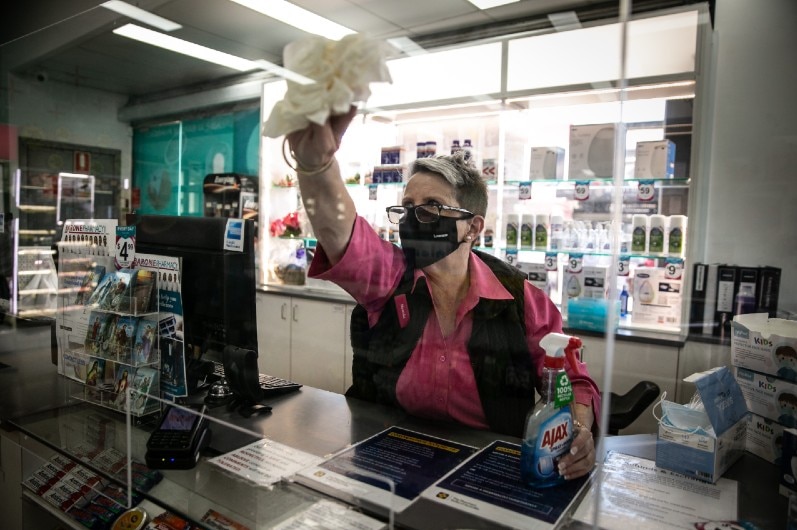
[[550, 214, 564, 251], [667, 215, 688, 257], [520, 214, 535, 250], [506, 214, 520, 249], [631, 215, 649, 253], [534, 215, 549, 251], [648, 214, 667, 254]]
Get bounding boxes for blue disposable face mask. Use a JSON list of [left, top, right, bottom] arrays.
[[660, 399, 712, 433]]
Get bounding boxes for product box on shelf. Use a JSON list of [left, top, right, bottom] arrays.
[[371, 165, 404, 184], [380, 146, 403, 165], [529, 146, 565, 180], [631, 267, 683, 329], [656, 367, 748, 483], [731, 313, 797, 383], [516, 261, 547, 291], [746, 413, 784, 465], [563, 265, 609, 301], [568, 123, 617, 179], [780, 428, 797, 497], [634, 140, 675, 179], [735, 367, 797, 428]]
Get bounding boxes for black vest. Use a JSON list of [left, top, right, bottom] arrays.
[[346, 250, 538, 437]]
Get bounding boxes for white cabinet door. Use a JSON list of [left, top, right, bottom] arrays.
[[290, 298, 347, 393], [256, 292, 292, 379]]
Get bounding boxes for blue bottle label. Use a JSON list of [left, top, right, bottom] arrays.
[[521, 407, 573, 486]]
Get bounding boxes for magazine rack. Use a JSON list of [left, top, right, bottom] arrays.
[[55, 233, 162, 418]]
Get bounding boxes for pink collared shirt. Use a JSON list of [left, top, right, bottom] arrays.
[[309, 216, 601, 430]]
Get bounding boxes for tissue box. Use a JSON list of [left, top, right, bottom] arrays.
[[746, 413, 784, 465], [731, 313, 797, 383], [634, 140, 675, 179], [567, 299, 619, 332], [735, 367, 797, 428], [631, 267, 683, 329], [568, 123, 617, 179], [529, 147, 565, 180], [656, 367, 748, 483]]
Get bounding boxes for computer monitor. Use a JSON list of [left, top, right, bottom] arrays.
[[127, 214, 259, 389]]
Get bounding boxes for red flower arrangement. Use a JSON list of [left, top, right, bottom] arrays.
[[270, 212, 302, 238]]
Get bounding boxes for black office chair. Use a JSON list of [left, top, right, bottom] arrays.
[[606, 381, 661, 435]]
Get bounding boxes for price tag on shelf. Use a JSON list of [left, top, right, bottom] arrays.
[[115, 226, 136, 269], [544, 252, 558, 272], [616, 255, 631, 277], [566, 253, 583, 273], [519, 181, 532, 200], [637, 180, 655, 201], [574, 181, 590, 201], [368, 184, 378, 201], [664, 257, 684, 280], [505, 248, 518, 265]]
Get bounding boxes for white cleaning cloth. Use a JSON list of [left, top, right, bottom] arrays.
[[262, 34, 393, 138]]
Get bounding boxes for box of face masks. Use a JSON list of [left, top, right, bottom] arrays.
[[746, 413, 784, 465], [734, 366, 797, 428], [731, 313, 797, 383], [655, 367, 748, 483], [634, 140, 675, 179]]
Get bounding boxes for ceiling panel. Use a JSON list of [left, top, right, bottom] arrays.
[[1, 0, 700, 100]]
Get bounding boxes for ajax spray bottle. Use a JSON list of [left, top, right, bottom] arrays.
[[520, 332, 582, 488]]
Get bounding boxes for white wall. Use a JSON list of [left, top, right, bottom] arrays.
[[704, 0, 797, 315], [8, 75, 132, 181]]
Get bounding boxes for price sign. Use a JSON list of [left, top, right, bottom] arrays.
[[567, 253, 583, 273], [544, 252, 558, 272], [519, 181, 532, 200], [617, 255, 631, 277], [664, 258, 684, 280], [115, 226, 136, 269], [574, 181, 590, 201], [637, 180, 655, 201], [505, 248, 518, 265], [368, 184, 378, 201]]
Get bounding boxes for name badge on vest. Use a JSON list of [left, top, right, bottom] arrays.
[[395, 294, 410, 328]]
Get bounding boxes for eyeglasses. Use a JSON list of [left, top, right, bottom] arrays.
[[386, 203, 475, 224]]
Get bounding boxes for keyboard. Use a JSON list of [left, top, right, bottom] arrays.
[[211, 362, 302, 397]]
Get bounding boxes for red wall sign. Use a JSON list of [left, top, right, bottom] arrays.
[[74, 151, 91, 173]]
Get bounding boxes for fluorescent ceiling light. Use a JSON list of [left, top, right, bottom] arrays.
[[229, 0, 355, 40], [253, 60, 314, 85], [466, 0, 520, 10], [387, 37, 427, 57], [101, 1, 182, 32], [114, 24, 260, 71]]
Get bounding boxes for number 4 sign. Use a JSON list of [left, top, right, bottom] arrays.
[[115, 226, 136, 269]]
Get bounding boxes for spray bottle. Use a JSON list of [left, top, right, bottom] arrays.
[[520, 332, 582, 488]]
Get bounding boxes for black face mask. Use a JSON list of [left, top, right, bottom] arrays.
[[399, 212, 468, 270]]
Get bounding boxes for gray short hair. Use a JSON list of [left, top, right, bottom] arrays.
[[408, 152, 488, 217]]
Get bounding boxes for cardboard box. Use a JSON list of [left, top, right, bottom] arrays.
[[631, 267, 683, 329], [656, 367, 748, 483], [735, 366, 797, 427], [563, 266, 609, 301], [732, 313, 797, 383], [746, 413, 784, 465], [634, 140, 675, 179], [380, 146, 403, 165], [517, 261, 547, 292], [568, 123, 617, 179], [372, 165, 405, 184], [529, 147, 565, 180]]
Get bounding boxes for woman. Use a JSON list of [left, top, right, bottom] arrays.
[[286, 106, 600, 480]]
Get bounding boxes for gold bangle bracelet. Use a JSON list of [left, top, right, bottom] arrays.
[[281, 137, 335, 176]]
